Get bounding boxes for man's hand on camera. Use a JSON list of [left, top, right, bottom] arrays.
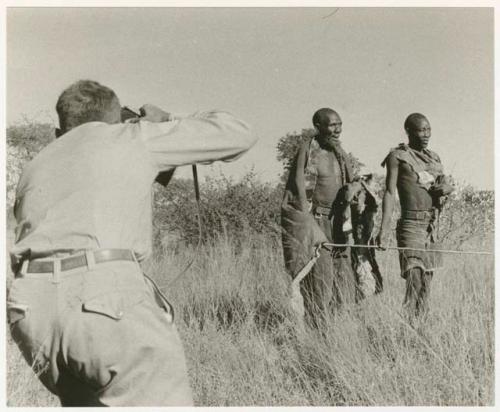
[[139, 104, 173, 123]]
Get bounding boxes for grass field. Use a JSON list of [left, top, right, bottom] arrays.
[[6, 232, 494, 406]]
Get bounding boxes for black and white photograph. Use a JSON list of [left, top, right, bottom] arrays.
[[3, 2, 495, 407]]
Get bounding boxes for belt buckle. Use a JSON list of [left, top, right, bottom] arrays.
[[420, 210, 432, 220]]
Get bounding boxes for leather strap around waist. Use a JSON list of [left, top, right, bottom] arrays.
[[313, 205, 332, 216], [401, 210, 433, 221], [24, 249, 136, 274]]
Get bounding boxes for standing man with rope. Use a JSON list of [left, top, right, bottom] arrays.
[[376, 113, 454, 319], [282, 108, 362, 325], [8, 80, 257, 406]]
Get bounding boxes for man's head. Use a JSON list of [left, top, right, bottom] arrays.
[[404, 113, 431, 150], [55, 80, 121, 137], [312, 108, 342, 149]]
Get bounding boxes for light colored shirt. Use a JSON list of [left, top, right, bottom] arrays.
[[11, 111, 257, 268]]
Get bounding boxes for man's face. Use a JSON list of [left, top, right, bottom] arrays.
[[407, 117, 431, 150], [316, 112, 343, 143]]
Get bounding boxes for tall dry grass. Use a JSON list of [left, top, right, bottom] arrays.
[[6, 232, 494, 406]]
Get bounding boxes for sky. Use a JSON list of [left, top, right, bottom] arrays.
[[6, 6, 494, 189]]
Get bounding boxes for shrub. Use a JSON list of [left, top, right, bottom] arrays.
[[6, 121, 55, 208], [153, 171, 284, 251], [7, 121, 54, 156], [438, 185, 494, 248]]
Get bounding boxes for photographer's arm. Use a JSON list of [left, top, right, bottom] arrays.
[[137, 109, 257, 172]]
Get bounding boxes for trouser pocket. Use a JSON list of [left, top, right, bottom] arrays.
[[143, 273, 174, 323], [82, 290, 145, 320], [7, 302, 29, 325], [7, 288, 51, 380], [7, 301, 33, 351]]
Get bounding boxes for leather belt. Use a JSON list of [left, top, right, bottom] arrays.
[[313, 205, 332, 216], [24, 249, 136, 274], [401, 210, 433, 221]]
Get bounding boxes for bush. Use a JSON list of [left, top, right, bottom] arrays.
[[6, 121, 55, 208], [438, 185, 494, 248], [7, 121, 54, 156], [153, 171, 284, 251]]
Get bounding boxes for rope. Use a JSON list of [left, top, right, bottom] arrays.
[[321, 242, 493, 256]]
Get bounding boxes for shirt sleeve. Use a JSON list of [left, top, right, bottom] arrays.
[[136, 110, 258, 172]]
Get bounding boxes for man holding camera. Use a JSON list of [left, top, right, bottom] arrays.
[[8, 80, 257, 406]]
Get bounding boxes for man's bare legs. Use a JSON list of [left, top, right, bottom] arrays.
[[403, 267, 433, 320]]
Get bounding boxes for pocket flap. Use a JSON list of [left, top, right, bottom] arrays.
[[82, 290, 144, 320], [7, 303, 29, 324]]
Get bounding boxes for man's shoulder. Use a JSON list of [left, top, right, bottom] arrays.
[[71, 121, 141, 142], [381, 143, 405, 167], [294, 136, 316, 154], [302, 136, 316, 147], [389, 143, 441, 161], [388, 143, 408, 155]]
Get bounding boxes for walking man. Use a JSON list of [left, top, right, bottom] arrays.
[[376, 113, 453, 319], [8, 80, 257, 406]]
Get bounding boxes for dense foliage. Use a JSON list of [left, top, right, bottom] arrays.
[[152, 172, 283, 251], [438, 186, 494, 248], [7, 121, 55, 156], [6, 121, 54, 208]]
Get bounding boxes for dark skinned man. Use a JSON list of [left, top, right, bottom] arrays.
[[376, 113, 454, 319], [282, 108, 359, 325]]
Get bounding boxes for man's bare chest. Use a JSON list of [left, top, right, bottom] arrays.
[[398, 161, 418, 181], [311, 150, 341, 178]]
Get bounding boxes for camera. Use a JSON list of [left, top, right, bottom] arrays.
[[120, 106, 140, 123]]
